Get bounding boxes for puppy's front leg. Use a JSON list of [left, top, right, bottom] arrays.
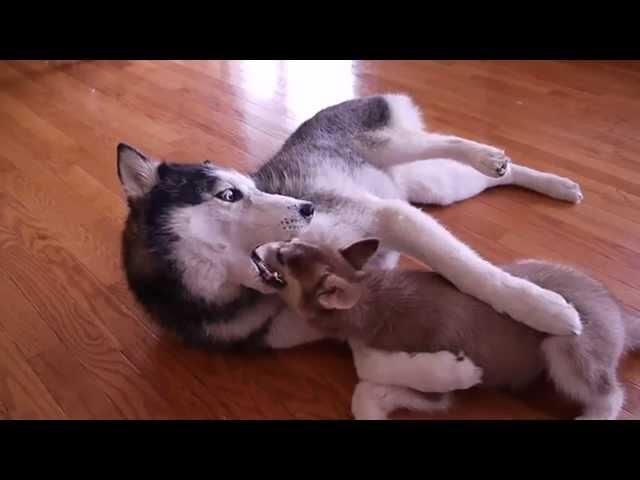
[[350, 341, 483, 393]]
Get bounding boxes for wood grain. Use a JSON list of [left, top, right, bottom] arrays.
[[0, 60, 638, 419]]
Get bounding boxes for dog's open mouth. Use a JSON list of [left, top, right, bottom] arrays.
[[251, 248, 287, 289]]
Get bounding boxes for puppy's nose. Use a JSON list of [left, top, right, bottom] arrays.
[[298, 202, 314, 220]]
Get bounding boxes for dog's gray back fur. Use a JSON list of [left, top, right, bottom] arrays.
[[254, 97, 401, 202]]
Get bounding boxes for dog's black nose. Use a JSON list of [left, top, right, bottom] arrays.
[[298, 202, 314, 219]]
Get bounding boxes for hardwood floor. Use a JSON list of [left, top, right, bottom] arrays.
[[0, 60, 639, 419]]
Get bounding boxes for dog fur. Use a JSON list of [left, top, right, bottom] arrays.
[[118, 94, 586, 392]]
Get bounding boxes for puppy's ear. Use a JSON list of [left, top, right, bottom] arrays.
[[117, 143, 160, 199], [316, 274, 361, 310], [339, 238, 380, 271]]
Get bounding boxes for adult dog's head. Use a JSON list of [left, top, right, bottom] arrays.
[[117, 144, 314, 302]]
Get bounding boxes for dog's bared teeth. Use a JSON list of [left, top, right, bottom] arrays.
[[273, 271, 286, 286], [251, 248, 286, 288], [251, 252, 286, 288]]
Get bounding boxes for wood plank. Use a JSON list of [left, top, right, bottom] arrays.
[[0, 330, 66, 419]]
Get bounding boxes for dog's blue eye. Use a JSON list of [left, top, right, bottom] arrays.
[[216, 188, 243, 202]]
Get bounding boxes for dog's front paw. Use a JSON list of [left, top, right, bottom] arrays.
[[508, 283, 582, 336], [538, 289, 582, 335]]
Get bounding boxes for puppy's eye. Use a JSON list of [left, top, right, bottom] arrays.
[[216, 188, 243, 202]]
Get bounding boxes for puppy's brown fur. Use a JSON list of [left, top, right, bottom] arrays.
[[255, 238, 640, 419]]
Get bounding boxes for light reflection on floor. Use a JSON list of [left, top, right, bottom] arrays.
[[239, 60, 358, 123]]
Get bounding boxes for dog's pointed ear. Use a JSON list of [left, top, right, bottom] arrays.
[[117, 143, 160, 198], [316, 274, 361, 310], [339, 238, 380, 271]]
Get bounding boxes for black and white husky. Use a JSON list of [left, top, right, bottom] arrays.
[[118, 94, 585, 392]]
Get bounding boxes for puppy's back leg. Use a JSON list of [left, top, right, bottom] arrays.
[[351, 381, 452, 420], [542, 337, 624, 420], [576, 387, 624, 420], [351, 341, 483, 393]]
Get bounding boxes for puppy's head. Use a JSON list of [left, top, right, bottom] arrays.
[[251, 238, 380, 315]]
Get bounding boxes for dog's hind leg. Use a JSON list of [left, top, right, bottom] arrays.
[[390, 159, 583, 206], [296, 94, 512, 178], [351, 381, 452, 420], [353, 94, 511, 178]]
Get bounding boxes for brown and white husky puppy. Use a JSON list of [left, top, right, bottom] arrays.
[[253, 238, 640, 419]]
